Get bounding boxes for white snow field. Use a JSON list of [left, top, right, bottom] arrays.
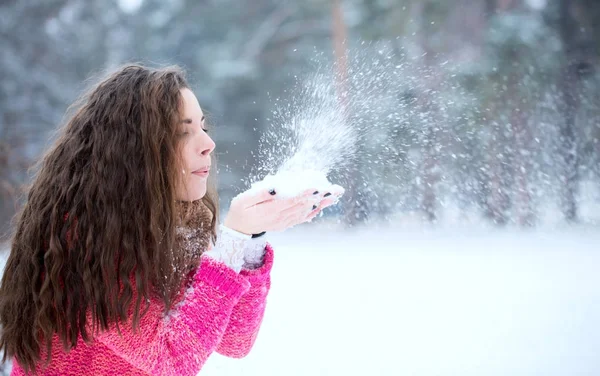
[[201, 225, 600, 376]]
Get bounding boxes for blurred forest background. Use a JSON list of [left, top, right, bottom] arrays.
[[1, 0, 600, 235]]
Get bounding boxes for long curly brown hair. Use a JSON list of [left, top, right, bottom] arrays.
[[0, 64, 219, 373]]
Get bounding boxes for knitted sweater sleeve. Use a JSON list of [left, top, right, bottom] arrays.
[[215, 243, 273, 358], [94, 255, 251, 376]]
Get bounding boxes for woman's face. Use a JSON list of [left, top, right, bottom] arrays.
[[175, 88, 216, 202]]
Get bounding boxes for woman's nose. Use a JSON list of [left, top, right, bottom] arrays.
[[198, 135, 215, 156]]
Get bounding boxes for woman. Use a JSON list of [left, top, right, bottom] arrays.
[[0, 64, 341, 375]]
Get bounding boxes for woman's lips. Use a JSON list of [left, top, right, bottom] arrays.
[[192, 168, 209, 178]]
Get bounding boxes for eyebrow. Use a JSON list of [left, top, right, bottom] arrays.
[[180, 115, 205, 124]]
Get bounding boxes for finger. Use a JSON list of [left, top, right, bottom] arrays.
[[260, 189, 320, 212], [285, 200, 323, 227], [322, 184, 345, 198], [255, 199, 310, 231], [290, 188, 322, 204], [316, 197, 337, 210], [278, 200, 314, 220], [279, 195, 330, 223], [238, 187, 278, 207], [305, 207, 322, 222], [281, 208, 312, 229], [281, 185, 345, 225], [269, 208, 308, 232]]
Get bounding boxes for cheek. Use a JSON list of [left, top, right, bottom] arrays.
[[176, 174, 207, 201], [180, 146, 193, 171]]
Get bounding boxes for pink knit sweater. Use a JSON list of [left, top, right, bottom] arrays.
[[11, 245, 273, 376]]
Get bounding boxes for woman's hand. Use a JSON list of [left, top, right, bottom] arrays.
[[305, 184, 345, 222], [223, 186, 343, 235]]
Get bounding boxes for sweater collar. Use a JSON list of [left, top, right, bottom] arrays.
[[175, 199, 214, 261]]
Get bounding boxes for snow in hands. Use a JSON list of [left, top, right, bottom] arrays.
[[248, 169, 345, 200]]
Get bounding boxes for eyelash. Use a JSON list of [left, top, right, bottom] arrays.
[[179, 128, 208, 137]]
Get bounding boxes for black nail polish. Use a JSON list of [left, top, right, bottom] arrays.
[[269, 189, 276, 195], [324, 192, 332, 197], [313, 191, 319, 195], [312, 204, 317, 210]]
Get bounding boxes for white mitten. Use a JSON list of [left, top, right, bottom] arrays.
[[202, 225, 250, 273]]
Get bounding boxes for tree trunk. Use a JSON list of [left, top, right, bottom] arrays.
[[422, 123, 438, 222], [557, 0, 594, 223], [512, 105, 535, 226], [484, 0, 525, 226], [558, 65, 579, 223], [416, 2, 441, 223], [486, 116, 511, 225], [332, 0, 370, 226]]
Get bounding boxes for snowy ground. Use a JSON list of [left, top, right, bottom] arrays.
[[1, 226, 599, 375], [202, 224, 600, 376]]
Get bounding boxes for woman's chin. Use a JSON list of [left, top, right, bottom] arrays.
[[189, 191, 206, 202], [176, 188, 206, 202], [194, 187, 207, 201]]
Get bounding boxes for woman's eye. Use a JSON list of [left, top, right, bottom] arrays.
[[202, 128, 209, 133]]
